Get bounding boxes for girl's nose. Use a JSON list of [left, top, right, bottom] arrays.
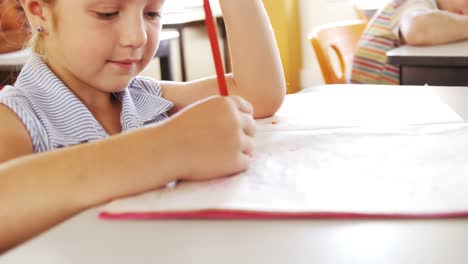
[[120, 17, 147, 48]]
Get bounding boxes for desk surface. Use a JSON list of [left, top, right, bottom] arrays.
[[3, 84, 468, 263], [387, 41, 468, 66]]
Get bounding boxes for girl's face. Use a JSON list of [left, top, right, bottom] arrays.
[[43, 0, 164, 94]]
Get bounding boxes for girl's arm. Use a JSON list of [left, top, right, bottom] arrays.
[[161, 0, 286, 119], [0, 106, 178, 252], [0, 95, 255, 252]]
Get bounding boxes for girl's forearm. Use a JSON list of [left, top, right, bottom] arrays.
[[220, 0, 286, 117], [161, 0, 286, 118], [0, 125, 177, 252]]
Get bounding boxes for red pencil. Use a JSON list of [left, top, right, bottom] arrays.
[[203, 0, 229, 96]]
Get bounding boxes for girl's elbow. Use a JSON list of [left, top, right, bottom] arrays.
[[253, 87, 285, 119], [404, 29, 432, 46], [401, 13, 437, 46]]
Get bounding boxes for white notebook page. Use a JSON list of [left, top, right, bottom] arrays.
[[103, 123, 468, 215]]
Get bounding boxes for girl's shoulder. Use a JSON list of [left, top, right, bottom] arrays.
[[0, 86, 36, 126], [0, 85, 49, 152]]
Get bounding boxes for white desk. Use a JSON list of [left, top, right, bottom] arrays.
[[387, 41, 468, 86], [3, 84, 468, 263], [387, 41, 468, 59]]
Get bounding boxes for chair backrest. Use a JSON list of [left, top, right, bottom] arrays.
[[309, 20, 367, 84]]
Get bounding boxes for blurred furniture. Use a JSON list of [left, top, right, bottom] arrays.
[[387, 41, 468, 86], [0, 48, 32, 87], [353, 5, 373, 22], [162, 8, 228, 81], [352, 0, 386, 21], [155, 30, 180, 81], [353, 5, 378, 22], [309, 20, 367, 84]]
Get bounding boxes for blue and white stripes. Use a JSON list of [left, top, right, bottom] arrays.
[[0, 53, 174, 152]]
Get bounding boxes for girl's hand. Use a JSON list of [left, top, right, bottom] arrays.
[[167, 95, 256, 181]]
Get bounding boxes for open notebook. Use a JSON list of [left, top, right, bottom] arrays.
[[101, 123, 468, 219]]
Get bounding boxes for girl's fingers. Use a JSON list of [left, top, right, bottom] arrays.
[[229, 96, 253, 115], [242, 136, 254, 157], [235, 151, 253, 171], [239, 112, 256, 137]]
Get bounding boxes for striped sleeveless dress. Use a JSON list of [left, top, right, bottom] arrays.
[[0, 53, 174, 152], [351, 0, 438, 85]]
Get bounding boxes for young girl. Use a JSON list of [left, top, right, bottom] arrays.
[[0, 0, 285, 252]]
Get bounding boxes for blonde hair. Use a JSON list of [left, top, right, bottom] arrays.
[[25, 0, 55, 55], [26, 27, 44, 54]]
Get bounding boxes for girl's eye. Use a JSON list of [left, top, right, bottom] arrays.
[[96, 11, 120, 19], [145, 11, 161, 20]]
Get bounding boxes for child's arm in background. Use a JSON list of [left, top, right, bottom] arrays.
[[161, 0, 286, 119], [400, 9, 468, 46], [0, 96, 255, 252]]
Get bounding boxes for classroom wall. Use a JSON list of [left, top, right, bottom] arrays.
[[263, 0, 302, 94]]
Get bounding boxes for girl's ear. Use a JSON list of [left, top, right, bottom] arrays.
[[19, 0, 47, 29]]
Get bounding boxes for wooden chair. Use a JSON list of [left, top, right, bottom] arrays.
[[309, 20, 367, 84]]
